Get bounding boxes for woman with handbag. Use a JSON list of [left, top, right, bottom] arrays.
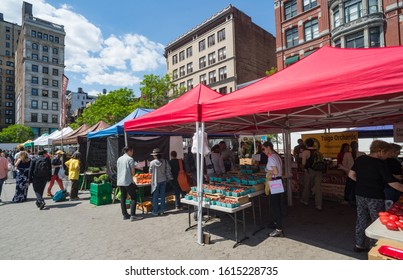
[[47, 150, 65, 197], [262, 141, 284, 238]]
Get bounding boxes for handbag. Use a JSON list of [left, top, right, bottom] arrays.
[[177, 159, 190, 192], [269, 178, 285, 194], [58, 166, 66, 179]]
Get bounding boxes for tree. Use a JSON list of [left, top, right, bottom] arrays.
[[139, 74, 178, 108], [0, 124, 34, 143], [265, 66, 277, 76], [72, 88, 139, 128]]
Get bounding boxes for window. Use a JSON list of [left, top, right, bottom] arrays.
[[368, 0, 378, 13], [304, 19, 319, 41], [32, 53, 38, 60], [286, 27, 299, 48], [346, 31, 364, 48], [6, 61, 13, 66], [284, 0, 298, 20], [31, 30, 36, 37], [219, 87, 227, 94], [31, 100, 38, 109], [43, 33, 48, 40], [303, 0, 317, 11], [42, 114, 48, 123], [37, 32, 42, 39], [5, 102, 13, 107], [52, 91, 58, 98], [55, 37, 59, 43], [53, 48, 58, 55], [6, 42, 10, 48], [172, 54, 178, 65], [5, 118, 13, 124], [5, 110, 13, 115], [199, 74, 207, 85], [179, 50, 185, 61], [42, 90, 48, 97], [52, 58, 58, 64], [208, 52, 216, 65], [369, 27, 381, 47], [187, 79, 193, 91], [42, 101, 48, 110], [334, 38, 341, 48], [333, 9, 340, 28], [52, 80, 58, 87], [32, 65, 38, 72], [32, 88, 38, 96], [49, 35, 54, 42], [217, 29, 226, 42], [218, 47, 226, 61], [219, 67, 227, 81], [52, 115, 58, 123], [52, 69, 59, 76], [172, 69, 178, 80], [5, 50, 10, 56], [5, 93, 13, 99], [43, 46, 48, 52], [32, 77, 38, 84], [179, 66, 185, 77], [31, 113, 38, 122], [187, 62, 193, 74], [344, 0, 362, 23], [32, 43, 38, 50], [186, 46, 192, 58], [199, 39, 206, 52], [5, 69, 13, 75], [6, 27, 10, 32], [42, 78, 48, 86], [6, 77, 13, 82], [208, 70, 216, 84], [199, 56, 206, 69], [43, 67, 49, 74], [208, 34, 215, 47], [52, 102, 58, 110], [42, 56, 48, 62]]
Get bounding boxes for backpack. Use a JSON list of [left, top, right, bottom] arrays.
[[53, 189, 68, 202], [310, 150, 326, 171], [34, 157, 50, 178]]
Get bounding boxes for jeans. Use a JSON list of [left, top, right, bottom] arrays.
[[152, 181, 167, 214], [33, 179, 47, 206], [0, 178, 5, 199], [119, 184, 138, 217], [172, 179, 185, 207]]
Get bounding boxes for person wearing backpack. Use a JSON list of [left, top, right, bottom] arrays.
[[300, 138, 325, 211], [29, 150, 52, 210]]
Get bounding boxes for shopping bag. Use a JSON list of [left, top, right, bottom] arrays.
[[269, 179, 285, 194], [58, 166, 66, 179], [265, 172, 270, 196], [178, 160, 190, 192]]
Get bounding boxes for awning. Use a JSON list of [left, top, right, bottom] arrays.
[[285, 55, 299, 66]]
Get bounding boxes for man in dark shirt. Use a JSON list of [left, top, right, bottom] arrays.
[[169, 151, 185, 209], [384, 143, 403, 202]]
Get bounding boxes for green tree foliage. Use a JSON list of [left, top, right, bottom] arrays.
[[0, 124, 34, 143], [73, 88, 138, 127], [139, 74, 178, 108], [265, 66, 277, 76]]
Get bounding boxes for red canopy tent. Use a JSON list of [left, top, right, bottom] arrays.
[[124, 84, 223, 134], [202, 46, 403, 132]]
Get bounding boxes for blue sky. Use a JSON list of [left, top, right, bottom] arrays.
[[3, 0, 275, 96]]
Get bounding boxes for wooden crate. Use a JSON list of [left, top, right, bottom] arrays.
[[226, 195, 249, 205]]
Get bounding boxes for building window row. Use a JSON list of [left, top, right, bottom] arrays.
[[31, 100, 58, 110], [32, 43, 59, 54], [285, 19, 318, 48], [284, 0, 317, 20], [31, 76, 59, 87], [31, 30, 60, 44], [334, 27, 381, 48]]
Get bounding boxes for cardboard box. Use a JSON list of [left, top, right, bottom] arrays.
[[240, 158, 253, 165], [368, 238, 403, 260]]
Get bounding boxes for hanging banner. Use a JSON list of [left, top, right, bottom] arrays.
[[60, 74, 69, 128], [301, 131, 358, 158], [394, 123, 403, 142]]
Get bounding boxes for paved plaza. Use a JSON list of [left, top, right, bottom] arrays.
[[0, 179, 364, 260]]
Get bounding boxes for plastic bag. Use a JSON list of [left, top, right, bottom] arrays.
[[58, 166, 66, 179]]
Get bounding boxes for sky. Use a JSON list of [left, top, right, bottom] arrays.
[[2, 0, 275, 96]]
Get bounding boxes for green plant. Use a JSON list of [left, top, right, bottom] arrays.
[[99, 174, 108, 182], [93, 177, 100, 183]]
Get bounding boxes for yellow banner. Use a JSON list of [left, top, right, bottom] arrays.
[[301, 131, 358, 158]]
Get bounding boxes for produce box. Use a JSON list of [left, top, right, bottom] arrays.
[[90, 193, 112, 206], [137, 201, 152, 213], [90, 182, 112, 195], [239, 158, 253, 165], [225, 195, 249, 205], [251, 183, 264, 192], [368, 238, 403, 260]]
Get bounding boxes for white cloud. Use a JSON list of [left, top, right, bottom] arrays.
[[1, 0, 166, 90]]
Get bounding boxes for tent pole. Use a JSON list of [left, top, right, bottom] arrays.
[[195, 122, 203, 245], [124, 131, 128, 146], [283, 129, 293, 206], [197, 122, 205, 245]]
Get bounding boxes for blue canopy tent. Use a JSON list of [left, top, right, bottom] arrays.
[[351, 125, 393, 138]]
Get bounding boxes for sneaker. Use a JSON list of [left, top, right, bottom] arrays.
[[123, 215, 130, 220], [300, 199, 308, 206], [47, 193, 53, 198], [269, 229, 284, 238], [39, 202, 47, 210], [315, 206, 323, 211], [0, 198, 2, 203], [151, 212, 159, 216], [130, 215, 144, 221], [70, 197, 80, 201], [160, 212, 167, 216]]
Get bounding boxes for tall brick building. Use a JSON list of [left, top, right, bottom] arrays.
[[275, 0, 403, 70], [165, 5, 276, 95]]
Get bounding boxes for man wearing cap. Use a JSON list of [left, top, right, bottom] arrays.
[[47, 150, 65, 197], [149, 148, 173, 215]]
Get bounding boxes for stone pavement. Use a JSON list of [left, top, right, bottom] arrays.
[[0, 179, 365, 260]]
